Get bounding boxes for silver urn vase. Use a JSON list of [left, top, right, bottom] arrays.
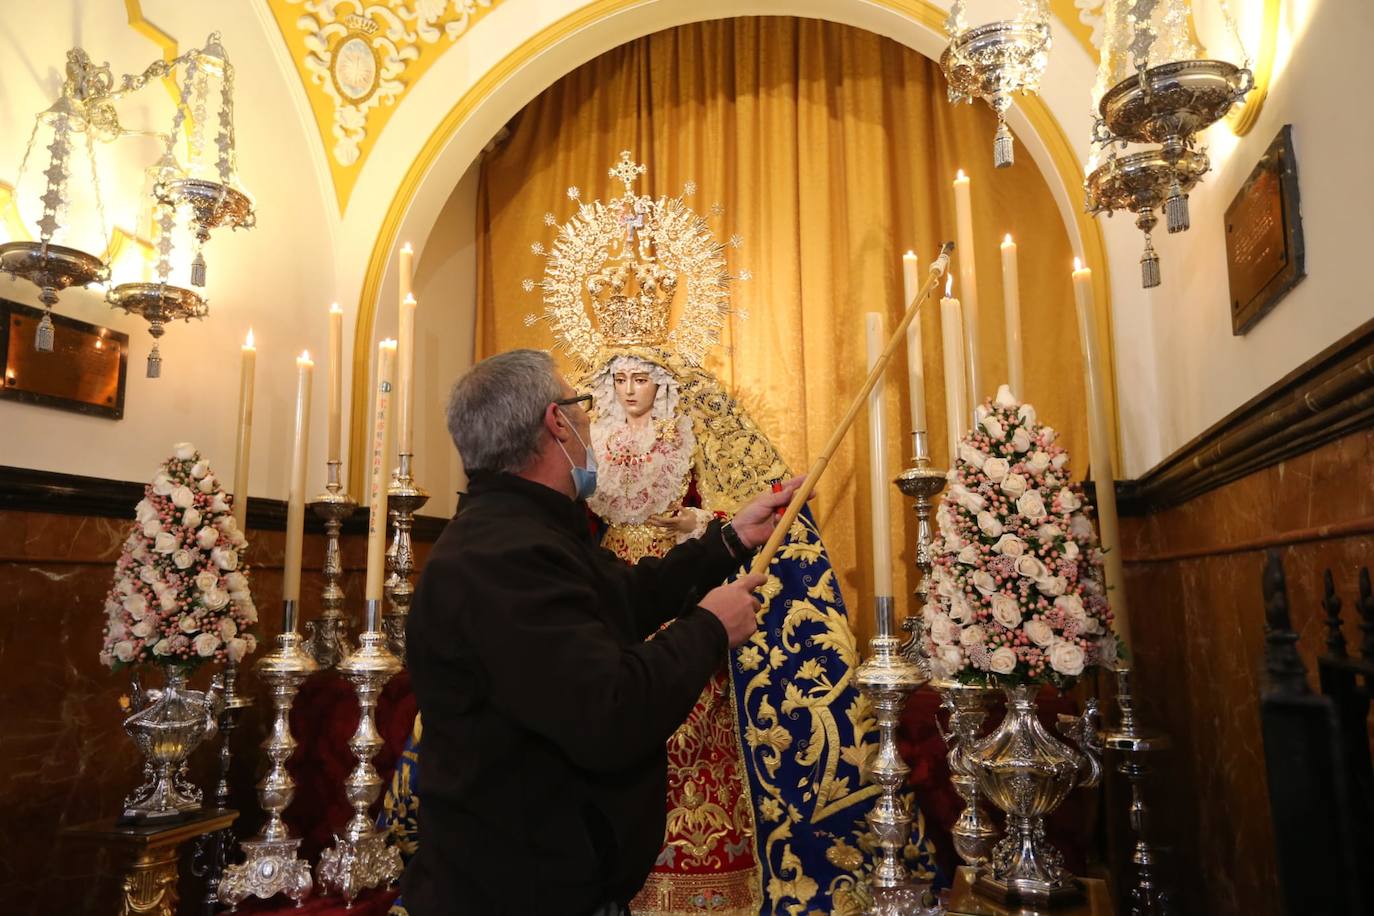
[[968, 683, 1100, 905], [121, 665, 223, 823]]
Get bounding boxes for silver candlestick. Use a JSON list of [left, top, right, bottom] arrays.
[[305, 458, 358, 669], [383, 452, 428, 662], [220, 602, 318, 909], [897, 431, 946, 669], [193, 657, 255, 914], [1102, 666, 1173, 916], [317, 599, 405, 903]]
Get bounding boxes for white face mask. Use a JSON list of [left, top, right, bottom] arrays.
[[555, 407, 598, 500]]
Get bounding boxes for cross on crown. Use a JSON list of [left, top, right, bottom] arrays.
[[608, 150, 646, 194]]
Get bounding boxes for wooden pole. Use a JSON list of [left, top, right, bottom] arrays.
[[749, 242, 954, 577]]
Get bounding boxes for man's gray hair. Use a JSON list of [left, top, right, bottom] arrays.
[[446, 348, 563, 473]]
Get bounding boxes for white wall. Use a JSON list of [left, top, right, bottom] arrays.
[[0, 2, 339, 501], [1112, 0, 1374, 473]]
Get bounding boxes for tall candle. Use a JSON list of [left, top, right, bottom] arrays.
[[940, 277, 969, 461], [327, 303, 343, 464], [1072, 259, 1131, 654], [282, 350, 314, 606], [399, 242, 414, 306], [365, 339, 398, 603], [1001, 234, 1025, 398], [953, 169, 983, 403], [865, 313, 894, 605], [397, 293, 417, 456], [231, 329, 256, 533], [902, 251, 928, 434]]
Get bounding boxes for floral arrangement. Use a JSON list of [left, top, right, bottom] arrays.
[[923, 386, 1120, 686], [99, 443, 258, 671]]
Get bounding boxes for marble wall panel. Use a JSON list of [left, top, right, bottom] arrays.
[[1119, 427, 1374, 916], [0, 508, 435, 915]]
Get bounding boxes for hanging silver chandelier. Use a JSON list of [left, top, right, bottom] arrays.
[[941, 0, 1052, 169]]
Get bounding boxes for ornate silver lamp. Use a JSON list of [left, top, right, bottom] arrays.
[[383, 452, 428, 661], [316, 599, 405, 903], [219, 601, 317, 909], [940, 0, 1052, 168], [1085, 0, 1252, 287], [305, 458, 358, 669]]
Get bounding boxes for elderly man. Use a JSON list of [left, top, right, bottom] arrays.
[[401, 349, 800, 916]]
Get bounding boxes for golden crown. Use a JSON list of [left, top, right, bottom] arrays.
[[523, 151, 749, 369]]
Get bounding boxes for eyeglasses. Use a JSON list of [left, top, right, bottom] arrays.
[[554, 392, 594, 412]]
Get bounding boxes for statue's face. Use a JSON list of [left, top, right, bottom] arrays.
[[612, 369, 659, 420]]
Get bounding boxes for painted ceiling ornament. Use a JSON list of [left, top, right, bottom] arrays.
[[271, 0, 504, 209], [522, 151, 749, 372]]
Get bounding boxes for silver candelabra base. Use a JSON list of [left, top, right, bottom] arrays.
[[305, 459, 358, 669]]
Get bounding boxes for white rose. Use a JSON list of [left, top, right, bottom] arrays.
[[159, 590, 179, 612], [991, 385, 1015, 408], [190, 460, 209, 479], [172, 549, 195, 570], [198, 475, 217, 494], [1049, 640, 1086, 677], [173, 442, 196, 460], [171, 485, 195, 509], [958, 543, 980, 565], [988, 646, 1018, 674], [135, 499, 156, 523], [140, 567, 160, 585], [196, 527, 219, 549], [1037, 524, 1064, 543], [132, 543, 149, 562], [951, 485, 986, 512], [1026, 619, 1055, 646], [219, 618, 238, 641], [937, 644, 965, 675], [960, 624, 987, 646], [982, 416, 1005, 440], [1081, 616, 1104, 635], [958, 443, 987, 469], [114, 640, 137, 663], [1063, 541, 1080, 561], [153, 532, 178, 554], [227, 637, 248, 663], [1051, 452, 1069, 470], [1017, 403, 1037, 426], [232, 530, 248, 548], [1017, 491, 1047, 520], [179, 614, 200, 634], [153, 637, 173, 656], [982, 457, 1010, 482], [203, 588, 230, 610], [1058, 488, 1082, 511], [141, 518, 161, 538], [1054, 594, 1086, 620], [193, 571, 216, 592], [225, 571, 247, 592], [1026, 451, 1050, 475], [972, 570, 997, 595], [193, 632, 220, 657], [132, 618, 155, 639], [211, 547, 239, 571], [1011, 428, 1033, 453], [936, 570, 957, 599], [931, 614, 957, 645], [182, 507, 202, 529], [239, 601, 258, 625], [949, 592, 973, 624], [1041, 426, 1058, 445], [1036, 576, 1068, 597], [993, 534, 1026, 557], [974, 404, 991, 423], [990, 593, 1022, 629], [211, 493, 230, 514], [977, 512, 1003, 538], [1070, 515, 1094, 540], [107, 620, 127, 640], [1015, 555, 1047, 579], [152, 473, 174, 496], [117, 579, 133, 597], [124, 593, 148, 619], [1000, 473, 1028, 498]]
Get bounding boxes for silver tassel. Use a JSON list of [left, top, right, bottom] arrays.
[[34, 312, 54, 352], [191, 251, 207, 287], [1140, 237, 1161, 289], [1165, 181, 1190, 233], [147, 342, 162, 378], [993, 121, 1014, 169]]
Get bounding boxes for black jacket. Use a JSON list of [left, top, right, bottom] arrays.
[[400, 471, 741, 915]]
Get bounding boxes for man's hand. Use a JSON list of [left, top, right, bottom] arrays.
[[699, 573, 766, 648], [730, 476, 806, 549]]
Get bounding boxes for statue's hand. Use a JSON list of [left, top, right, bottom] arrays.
[[648, 510, 700, 535]]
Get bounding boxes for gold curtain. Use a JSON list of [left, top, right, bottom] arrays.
[[475, 16, 1087, 649]]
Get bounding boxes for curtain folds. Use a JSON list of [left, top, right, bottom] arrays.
[[475, 16, 1086, 647]]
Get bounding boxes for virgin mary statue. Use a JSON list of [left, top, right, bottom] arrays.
[[382, 154, 936, 915]]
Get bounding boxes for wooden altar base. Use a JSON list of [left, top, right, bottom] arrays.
[[63, 807, 237, 916], [948, 866, 1114, 916]]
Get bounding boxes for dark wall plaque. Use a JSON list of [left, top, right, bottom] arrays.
[[1226, 124, 1305, 335], [0, 299, 128, 419]]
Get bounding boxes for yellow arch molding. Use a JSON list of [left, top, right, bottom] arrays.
[[123, 0, 181, 107], [1226, 0, 1279, 136], [346, 0, 1117, 495]]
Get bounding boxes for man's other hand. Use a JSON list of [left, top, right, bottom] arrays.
[[730, 476, 806, 549], [699, 573, 766, 648]]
